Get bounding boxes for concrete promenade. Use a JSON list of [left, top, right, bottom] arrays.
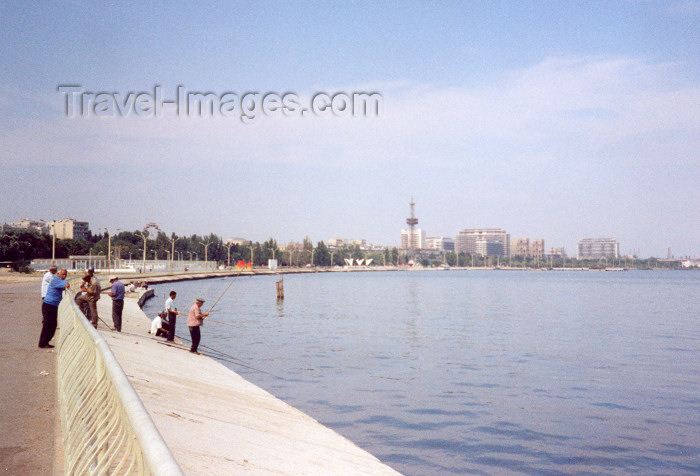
[[0, 280, 61, 475], [92, 288, 402, 475]]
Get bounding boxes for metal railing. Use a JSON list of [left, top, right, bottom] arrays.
[[57, 290, 184, 475]]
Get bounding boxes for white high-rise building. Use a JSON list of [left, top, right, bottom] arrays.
[[577, 238, 619, 259], [401, 228, 426, 249], [426, 236, 455, 251], [456, 228, 510, 256]]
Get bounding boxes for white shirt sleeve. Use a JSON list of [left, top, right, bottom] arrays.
[[41, 272, 52, 298]]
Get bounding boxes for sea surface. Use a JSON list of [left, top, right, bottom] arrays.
[[143, 270, 700, 475]]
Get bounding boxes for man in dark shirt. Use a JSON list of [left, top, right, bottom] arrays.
[[108, 275, 125, 332]]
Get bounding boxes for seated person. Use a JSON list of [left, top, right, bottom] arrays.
[[149, 311, 170, 337]]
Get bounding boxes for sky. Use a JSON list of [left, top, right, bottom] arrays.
[[1, 1, 698, 258]]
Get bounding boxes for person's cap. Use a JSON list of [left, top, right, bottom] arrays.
[[87, 267, 94, 272], [109, 275, 117, 281], [195, 297, 205, 303]]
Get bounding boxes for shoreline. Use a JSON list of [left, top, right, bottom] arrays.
[[1, 265, 691, 286], [91, 289, 402, 475]]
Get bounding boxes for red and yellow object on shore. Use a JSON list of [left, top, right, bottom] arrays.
[[235, 260, 252, 270]]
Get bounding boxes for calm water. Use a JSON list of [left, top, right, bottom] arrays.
[[143, 270, 700, 475]]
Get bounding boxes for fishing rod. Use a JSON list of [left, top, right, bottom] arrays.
[[98, 316, 115, 331], [206, 268, 245, 313], [77, 305, 115, 331]]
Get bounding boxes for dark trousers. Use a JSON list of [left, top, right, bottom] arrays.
[[76, 294, 99, 328], [112, 299, 124, 332], [76, 293, 90, 320], [39, 301, 58, 347], [155, 320, 170, 337], [167, 312, 176, 341], [189, 326, 201, 353]]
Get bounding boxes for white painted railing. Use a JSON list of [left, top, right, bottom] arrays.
[[57, 290, 184, 475]]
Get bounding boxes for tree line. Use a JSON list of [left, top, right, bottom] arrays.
[[0, 228, 688, 271]]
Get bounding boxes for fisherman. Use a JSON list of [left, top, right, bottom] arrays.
[[165, 291, 181, 342], [108, 275, 125, 331], [149, 311, 170, 337], [187, 297, 209, 354], [75, 274, 91, 319], [76, 267, 101, 328]]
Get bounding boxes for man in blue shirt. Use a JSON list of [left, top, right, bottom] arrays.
[[108, 276, 125, 332], [39, 268, 69, 348]]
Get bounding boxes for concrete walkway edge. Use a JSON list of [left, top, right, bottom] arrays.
[[93, 292, 402, 475]]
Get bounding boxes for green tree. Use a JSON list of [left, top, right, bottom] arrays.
[[315, 241, 330, 266]]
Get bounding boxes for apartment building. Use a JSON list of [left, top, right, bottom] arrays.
[[426, 236, 455, 252], [456, 228, 510, 256], [48, 218, 90, 240], [577, 238, 620, 259], [401, 228, 426, 250]]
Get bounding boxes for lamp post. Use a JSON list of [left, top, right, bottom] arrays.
[[249, 245, 254, 269], [202, 240, 212, 269], [105, 228, 121, 276], [50, 221, 56, 265], [167, 235, 181, 271], [137, 230, 148, 273], [225, 243, 233, 267], [137, 223, 159, 273]]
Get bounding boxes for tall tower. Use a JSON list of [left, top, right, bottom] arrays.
[[406, 197, 419, 249]]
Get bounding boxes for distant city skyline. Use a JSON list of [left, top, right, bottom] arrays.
[[0, 211, 692, 260], [1, 2, 698, 259]]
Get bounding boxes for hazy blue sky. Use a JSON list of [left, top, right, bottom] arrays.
[[1, 1, 698, 257]]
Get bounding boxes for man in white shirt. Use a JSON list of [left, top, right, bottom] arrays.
[[149, 311, 170, 337], [164, 291, 181, 342], [40, 265, 58, 339], [41, 265, 58, 300]]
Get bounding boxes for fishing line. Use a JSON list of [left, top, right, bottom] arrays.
[[177, 334, 283, 379], [102, 328, 280, 378], [102, 327, 280, 379], [203, 317, 237, 326]]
